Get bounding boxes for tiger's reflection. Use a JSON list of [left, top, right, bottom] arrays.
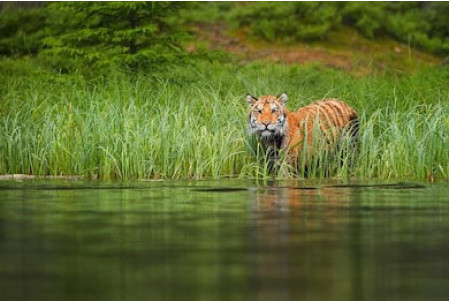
[[247, 183, 353, 300]]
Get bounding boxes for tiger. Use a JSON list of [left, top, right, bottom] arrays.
[[246, 93, 358, 169]]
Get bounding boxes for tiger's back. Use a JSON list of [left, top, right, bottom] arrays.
[[293, 98, 358, 149]]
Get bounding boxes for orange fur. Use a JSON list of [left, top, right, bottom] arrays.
[[247, 94, 358, 165]]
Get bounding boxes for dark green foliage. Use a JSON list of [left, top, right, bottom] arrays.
[[0, 7, 47, 56], [230, 2, 341, 42], [0, 1, 447, 71], [343, 2, 449, 55], [41, 2, 186, 72], [230, 2, 448, 55], [176, 2, 234, 24]]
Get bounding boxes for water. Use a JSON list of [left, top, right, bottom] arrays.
[[0, 180, 448, 300]]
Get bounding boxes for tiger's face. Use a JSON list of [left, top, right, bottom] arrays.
[[246, 93, 288, 139]]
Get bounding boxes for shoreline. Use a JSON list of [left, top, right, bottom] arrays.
[[0, 174, 97, 181]]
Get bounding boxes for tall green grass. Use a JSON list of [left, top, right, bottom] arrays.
[[0, 61, 448, 181]]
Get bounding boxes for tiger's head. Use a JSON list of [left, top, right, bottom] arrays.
[[246, 93, 288, 139]]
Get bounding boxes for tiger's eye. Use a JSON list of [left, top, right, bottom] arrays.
[[272, 108, 278, 113]]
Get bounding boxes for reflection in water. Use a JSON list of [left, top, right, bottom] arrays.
[[0, 180, 448, 300], [246, 182, 448, 300]]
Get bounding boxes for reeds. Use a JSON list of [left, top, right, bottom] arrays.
[[0, 62, 447, 181]]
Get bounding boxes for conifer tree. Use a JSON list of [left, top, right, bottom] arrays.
[[42, 2, 185, 71]]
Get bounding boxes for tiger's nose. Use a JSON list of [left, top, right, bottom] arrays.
[[262, 122, 270, 127]]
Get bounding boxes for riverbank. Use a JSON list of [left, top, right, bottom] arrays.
[[1, 62, 448, 181]]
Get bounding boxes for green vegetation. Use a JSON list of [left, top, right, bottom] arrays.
[[0, 61, 447, 181], [1, 2, 188, 73], [0, 2, 448, 181], [228, 2, 449, 56], [0, 6, 46, 56], [41, 2, 187, 73]]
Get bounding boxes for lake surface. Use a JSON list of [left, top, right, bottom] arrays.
[[0, 179, 448, 300]]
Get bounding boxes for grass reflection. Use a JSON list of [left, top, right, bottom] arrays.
[[0, 180, 447, 300]]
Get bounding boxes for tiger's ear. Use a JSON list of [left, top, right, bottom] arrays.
[[246, 94, 258, 106], [278, 93, 288, 105]]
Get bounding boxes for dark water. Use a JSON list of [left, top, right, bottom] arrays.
[[0, 180, 448, 300]]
